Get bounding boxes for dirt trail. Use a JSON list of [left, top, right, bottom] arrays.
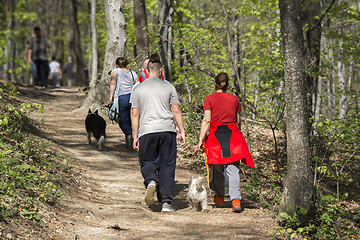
[[23, 86, 277, 240]]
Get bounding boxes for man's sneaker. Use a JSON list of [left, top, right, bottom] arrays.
[[161, 202, 175, 212], [145, 181, 156, 205], [232, 199, 241, 213], [126, 135, 131, 149], [214, 195, 225, 207]]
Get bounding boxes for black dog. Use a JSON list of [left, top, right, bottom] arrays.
[[85, 109, 106, 150]]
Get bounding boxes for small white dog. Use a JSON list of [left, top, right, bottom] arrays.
[[188, 176, 209, 212]]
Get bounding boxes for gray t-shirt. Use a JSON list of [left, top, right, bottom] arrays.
[[131, 77, 180, 138]]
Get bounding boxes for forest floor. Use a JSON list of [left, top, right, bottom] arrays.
[[9, 85, 278, 239]]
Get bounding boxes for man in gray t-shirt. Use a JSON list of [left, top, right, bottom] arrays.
[[131, 54, 185, 212]]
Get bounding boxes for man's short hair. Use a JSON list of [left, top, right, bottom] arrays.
[[34, 26, 41, 32], [148, 54, 162, 72]]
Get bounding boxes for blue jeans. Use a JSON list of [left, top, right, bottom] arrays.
[[118, 93, 132, 136]]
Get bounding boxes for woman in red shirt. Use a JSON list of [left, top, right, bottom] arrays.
[[196, 72, 254, 213]]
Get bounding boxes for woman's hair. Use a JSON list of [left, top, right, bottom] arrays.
[[115, 57, 129, 68], [215, 72, 229, 91]]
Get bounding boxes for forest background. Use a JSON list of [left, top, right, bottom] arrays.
[[0, 0, 359, 239]]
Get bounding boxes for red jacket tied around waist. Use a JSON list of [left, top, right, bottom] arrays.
[[204, 121, 254, 167]]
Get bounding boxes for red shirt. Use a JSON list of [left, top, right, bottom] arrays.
[[204, 92, 240, 124]]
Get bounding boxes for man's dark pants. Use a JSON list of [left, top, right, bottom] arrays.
[[139, 132, 177, 204], [34, 60, 49, 87]]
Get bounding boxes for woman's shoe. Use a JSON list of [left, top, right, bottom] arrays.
[[232, 199, 241, 213]]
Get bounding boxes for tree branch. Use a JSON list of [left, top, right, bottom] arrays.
[[185, 53, 216, 78], [308, 0, 336, 32]]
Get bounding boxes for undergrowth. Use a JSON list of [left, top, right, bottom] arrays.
[[0, 83, 72, 229]]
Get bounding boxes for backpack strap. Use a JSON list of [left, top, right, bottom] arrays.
[[130, 70, 135, 84]]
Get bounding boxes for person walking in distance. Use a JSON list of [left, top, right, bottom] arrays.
[[109, 57, 137, 148], [63, 57, 72, 87], [28, 26, 50, 88], [49, 56, 62, 87], [131, 54, 185, 212], [196, 72, 254, 213]]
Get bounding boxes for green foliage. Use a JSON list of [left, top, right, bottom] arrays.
[[0, 83, 70, 224]]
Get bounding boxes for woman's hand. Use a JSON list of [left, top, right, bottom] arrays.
[[195, 140, 204, 152]]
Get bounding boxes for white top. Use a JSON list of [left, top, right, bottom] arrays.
[[49, 61, 60, 73], [114, 68, 137, 96]]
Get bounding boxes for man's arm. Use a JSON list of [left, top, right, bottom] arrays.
[[131, 108, 140, 150], [28, 49, 32, 64], [171, 104, 185, 146], [58, 65, 63, 79], [108, 70, 117, 104]]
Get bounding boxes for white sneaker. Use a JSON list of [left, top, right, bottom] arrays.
[[161, 202, 175, 212], [145, 181, 156, 205]]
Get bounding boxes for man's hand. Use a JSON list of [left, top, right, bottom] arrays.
[[177, 131, 185, 147], [133, 136, 139, 150]]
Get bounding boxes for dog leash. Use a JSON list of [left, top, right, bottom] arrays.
[[201, 146, 211, 192]]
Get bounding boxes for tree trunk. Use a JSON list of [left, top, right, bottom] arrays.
[[328, 38, 336, 119], [69, 0, 85, 86], [133, 0, 149, 62], [53, 0, 65, 67], [157, 0, 174, 81], [278, 0, 313, 226], [89, 0, 98, 88], [81, 0, 126, 110], [303, 0, 321, 127], [337, 37, 347, 120], [3, 0, 17, 82]]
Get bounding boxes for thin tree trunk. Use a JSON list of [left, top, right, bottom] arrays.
[[81, 0, 126, 110], [69, 0, 84, 86], [314, 32, 326, 123], [133, 0, 149, 62], [338, 39, 347, 120], [157, 0, 174, 81], [3, 0, 17, 82], [90, 0, 98, 88], [303, 0, 321, 129], [253, 75, 259, 120], [278, 0, 313, 226], [54, 0, 65, 67]]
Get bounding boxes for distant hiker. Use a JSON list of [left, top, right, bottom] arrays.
[[84, 65, 89, 86], [24, 34, 38, 86], [137, 58, 149, 83], [195, 72, 255, 213], [28, 26, 50, 88], [136, 58, 164, 83], [131, 53, 185, 212], [108, 57, 138, 148], [49, 56, 62, 87], [63, 57, 72, 87]]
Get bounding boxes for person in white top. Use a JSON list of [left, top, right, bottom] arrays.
[[109, 57, 138, 148], [49, 56, 62, 87]]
